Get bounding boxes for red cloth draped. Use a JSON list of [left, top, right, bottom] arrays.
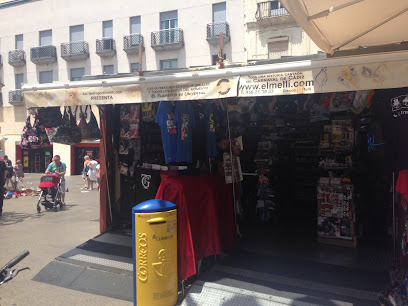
[[397, 170, 408, 197], [396, 170, 408, 270], [155, 173, 235, 280]]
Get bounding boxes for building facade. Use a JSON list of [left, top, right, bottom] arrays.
[[0, 0, 320, 175], [244, 0, 320, 61], [0, 0, 245, 174]]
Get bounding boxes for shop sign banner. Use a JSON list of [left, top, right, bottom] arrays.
[[23, 77, 239, 108], [23, 84, 142, 108], [142, 77, 238, 102], [238, 60, 408, 97]]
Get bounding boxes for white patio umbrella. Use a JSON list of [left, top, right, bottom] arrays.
[[279, 0, 408, 54]]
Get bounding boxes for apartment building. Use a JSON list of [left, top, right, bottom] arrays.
[[0, 0, 245, 174], [244, 0, 321, 61], [0, 0, 319, 175]]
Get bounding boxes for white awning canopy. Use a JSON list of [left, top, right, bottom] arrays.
[[22, 51, 408, 108], [279, 0, 408, 54]]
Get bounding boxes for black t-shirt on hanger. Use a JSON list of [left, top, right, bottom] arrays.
[[133, 168, 161, 204], [192, 102, 207, 162]]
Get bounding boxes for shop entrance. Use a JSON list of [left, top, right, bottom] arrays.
[[234, 90, 398, 273], [73, 144, 100, 175], [18, 146, 53, 173], [106, 93, 399, 297]]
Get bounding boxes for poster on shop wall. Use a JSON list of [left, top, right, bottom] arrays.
[[119, 104, 141, 158], [223, 153, 243, 184]]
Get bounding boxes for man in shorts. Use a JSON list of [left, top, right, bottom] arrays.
[[45, 155, 67, 205]]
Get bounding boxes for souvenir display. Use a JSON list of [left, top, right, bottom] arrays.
[[318, 119, 356, 247], [77, 106, 91, 141], [20, 113, 50, 149], [88, 109, 102, 140], [46, 107, 81, 145], [36, 107, 62, 128], [223, 153, 243, 184]]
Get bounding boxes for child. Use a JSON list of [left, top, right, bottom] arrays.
[[14, 160, 24, 189]]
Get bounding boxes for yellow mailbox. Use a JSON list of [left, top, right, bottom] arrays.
[[133, 200, 177, 306]]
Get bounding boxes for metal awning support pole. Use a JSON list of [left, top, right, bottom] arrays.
[[218, 32, 225, 69], [99, 105, 113, 228], [393, 171, 396, 267], [308, 0, 364, 20], [138, 43, 143, 76], [334, 6, 408, 51], [226, 99, 239, 239]]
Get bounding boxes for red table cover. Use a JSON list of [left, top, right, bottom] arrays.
[[155, 173, 235, 281]]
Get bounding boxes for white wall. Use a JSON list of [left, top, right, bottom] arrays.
[[53, 143, 72, 176]]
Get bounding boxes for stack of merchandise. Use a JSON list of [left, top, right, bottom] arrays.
[[317, 120, 356, 246], [317, 181, 353, 239], [255, 141, 276, 222]]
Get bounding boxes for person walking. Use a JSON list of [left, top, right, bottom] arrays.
[[82, 155, 90, 189], [0, 158, 7, 216], [45, 155, 67, 205], [95, 163, 100, 191], [87, 157, 99, 190], [14, 160, 24, 188], [3, 156, 13, 189]]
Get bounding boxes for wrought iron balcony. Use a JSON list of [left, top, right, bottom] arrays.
[[9, 89, 23, 105], [207, 22, 230, 44], [151, 28, 184, 51], [30, 45, 57, 64], [61, 41, 89, 61], [256, 1, 289, 19], [8, 50, 26, 67], [123, 34, 144, 54], [96, 38, 116, 57]]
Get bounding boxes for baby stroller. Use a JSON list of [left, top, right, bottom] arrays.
[[36, 174, 62, 213]]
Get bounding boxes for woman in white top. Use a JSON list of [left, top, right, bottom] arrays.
[[82, 155, 90, 189], [87, 157, 99, 190]]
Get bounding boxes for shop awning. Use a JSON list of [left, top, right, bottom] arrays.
[[22, 51, 408, 108], [279, 0, 408, 54]]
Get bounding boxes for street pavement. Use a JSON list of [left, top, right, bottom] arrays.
[[0, 173, 131, 306]]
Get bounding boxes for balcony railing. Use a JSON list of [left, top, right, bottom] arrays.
[[8, 50, 26, 67], [256, 1, 289, 19], [9, 89, 23, 105], [151, 28, 184, 51], [123, 34, 144, 54], [30, 45, 57, 64], [207, 22, 230, 44], [96, 38, 116, 57], [61, 41, 89, 61]]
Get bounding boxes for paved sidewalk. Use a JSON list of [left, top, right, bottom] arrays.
[[0, 174, 131, 306]]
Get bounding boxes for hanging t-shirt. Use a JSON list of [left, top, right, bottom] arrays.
[[192, 102, 206, 161], [175, 102, 195, 163], [134, 168, 161, 204], [205, 102, 217, 160], [155, 101, 177, 164], [142, 103, 156, 122]]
